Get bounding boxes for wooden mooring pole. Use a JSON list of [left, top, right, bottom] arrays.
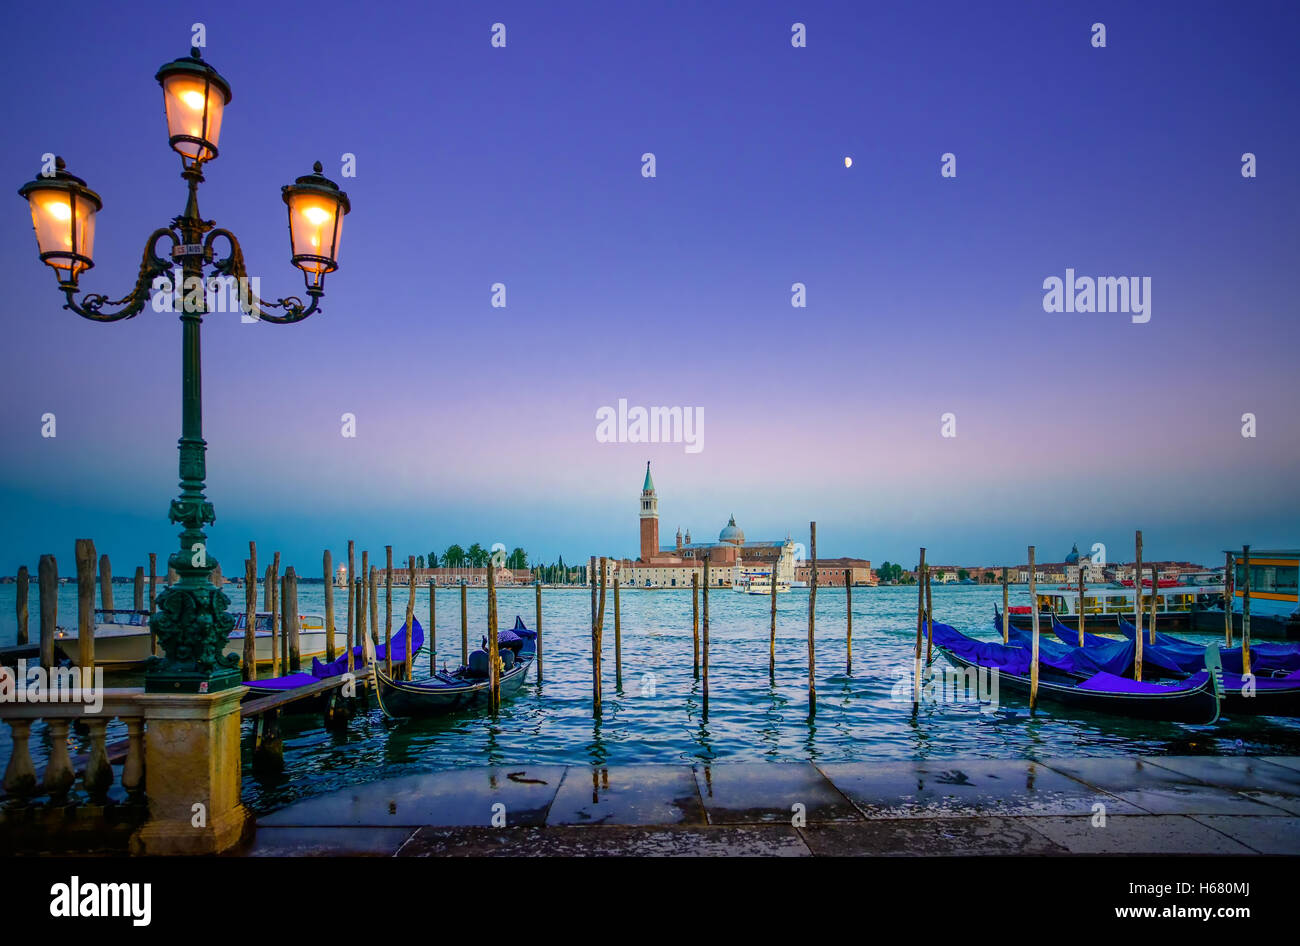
[[1001, 567, 1010, 643], [808, 521, 817, 717], [346, 540, 355, 674], [368, 564, 379, 649], [1149, 564, 1159, 642], [460, 580, 468, 666], [99, 553, 113, 611], [534, 578, 543, 682], [285, 567, 301, 672], [324, 549, 336, 661], [924, 563, 933, 664], [769, 562, 777, 678], [692, 571, 700, 680], [133, 566, 144, 613], [243, 557, 256, 680], [430, 580, 437, 675], [702, 557, 710, 719], [75, 539, 96, 670], [1242, 544, 1252, 677], [845, 568, 852, 674], [148, 552, 158, 615], [15, 565, 29, 646], [405, 556, 416, 680], [913, 547, 926, 707], [1029, 545, 1040, 713], [1133, 530, 1143, 682], [487, 557, 500, 711], [594, 556, 607, 716], [614, 577, 622, 689], [1078, 561, 1087, 647], [1224, 551, 1234, 647], [384, 546, 393, 678], [38, 554, 57, 670]]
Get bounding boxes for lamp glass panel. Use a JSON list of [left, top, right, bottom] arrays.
[[288, 191, 343, 271], [162, 74, 225, 160], [27, 187, 97, 274]]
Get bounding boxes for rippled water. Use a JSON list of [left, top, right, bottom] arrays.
[[3, 582, 1298, 814]]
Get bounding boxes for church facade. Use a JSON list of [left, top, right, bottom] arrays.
[[600, 462, 796, 588]]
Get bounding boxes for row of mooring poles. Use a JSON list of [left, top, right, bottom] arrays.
[[10, 542, 167, 674]]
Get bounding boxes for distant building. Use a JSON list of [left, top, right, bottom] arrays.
[[605, 462, 798, 587], [796, 558, 877, 587]]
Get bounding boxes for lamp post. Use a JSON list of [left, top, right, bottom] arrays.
[[18, 48, 351, 694]]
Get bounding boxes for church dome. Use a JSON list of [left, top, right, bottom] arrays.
[[1065, 543, 1080, 564], [719, 515, 745, 545]]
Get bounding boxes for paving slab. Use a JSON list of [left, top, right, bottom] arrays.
[[1189, 816, 1300, 855], [546, 765, 705, 826], [1140, 756, 1300, 815], [243, 826, 416, 856], [1023, 815, 1256, 854], [257, 766, 567, 828], [1261, 757, 1300, 774], [818, 759, 1140, 819], [693, 762, 861, 824], [397, 824, 811, 856], [800, 817, 1068, 855], [1039, 758, 1281, 815]]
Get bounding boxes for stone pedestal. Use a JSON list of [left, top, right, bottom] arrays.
[[130, 687, 248, 855]]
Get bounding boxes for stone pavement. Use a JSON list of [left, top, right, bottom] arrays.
[[243, 756, 1300, 856]]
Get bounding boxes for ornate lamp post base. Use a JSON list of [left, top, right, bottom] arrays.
[[146, 553, 242, 694]]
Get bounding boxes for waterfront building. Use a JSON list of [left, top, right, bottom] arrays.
[[796, 558, 877, 586]]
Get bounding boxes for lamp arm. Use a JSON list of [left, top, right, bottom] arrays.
[[205, 228, 322, 323], [62, 228, 179, 323]]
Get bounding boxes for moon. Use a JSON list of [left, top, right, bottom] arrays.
[[844, 156, 853, 168]]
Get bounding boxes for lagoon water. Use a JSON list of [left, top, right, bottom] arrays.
[[2, 582, 1298, 814]]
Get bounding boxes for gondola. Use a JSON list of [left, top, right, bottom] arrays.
[[373, 616, 536, 719], [932, 621, 1223, 724], [1006, 609, 1300, 717], [242, 619, 422, 701]]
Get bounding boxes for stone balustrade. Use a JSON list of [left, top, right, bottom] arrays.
[[1, 688, 146, 806]]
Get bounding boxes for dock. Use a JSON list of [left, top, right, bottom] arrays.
[[245, 755, 1300, 856]]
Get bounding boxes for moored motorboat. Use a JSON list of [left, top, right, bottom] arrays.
[[223, 612, 333, 668], [53, 609, 154, 668]]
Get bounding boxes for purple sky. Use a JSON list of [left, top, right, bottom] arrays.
[[2, 0, 1298, 574]]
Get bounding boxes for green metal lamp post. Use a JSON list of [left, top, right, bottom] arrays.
[[17, 49, 351, 693]]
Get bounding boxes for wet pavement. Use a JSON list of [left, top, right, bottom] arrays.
[[243, 756, 1300, 856]]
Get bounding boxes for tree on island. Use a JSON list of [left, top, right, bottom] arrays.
[[443, 544, 466, 568], [958, 568, 970, 581], [506, 547, 527, 569], [467, 543, 487, 567]]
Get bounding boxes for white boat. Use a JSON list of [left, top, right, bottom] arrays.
[[731, 565, 791, 595], [54, 609, 154, 668], [223, 612, 335, 667]]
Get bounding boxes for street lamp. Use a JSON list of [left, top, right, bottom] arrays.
[[17, 48, 352, 693]]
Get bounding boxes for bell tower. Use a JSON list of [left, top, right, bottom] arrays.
[[639, 461, 659, 562]]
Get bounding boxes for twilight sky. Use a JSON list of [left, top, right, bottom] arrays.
[[2, 0, 1298, 575]]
